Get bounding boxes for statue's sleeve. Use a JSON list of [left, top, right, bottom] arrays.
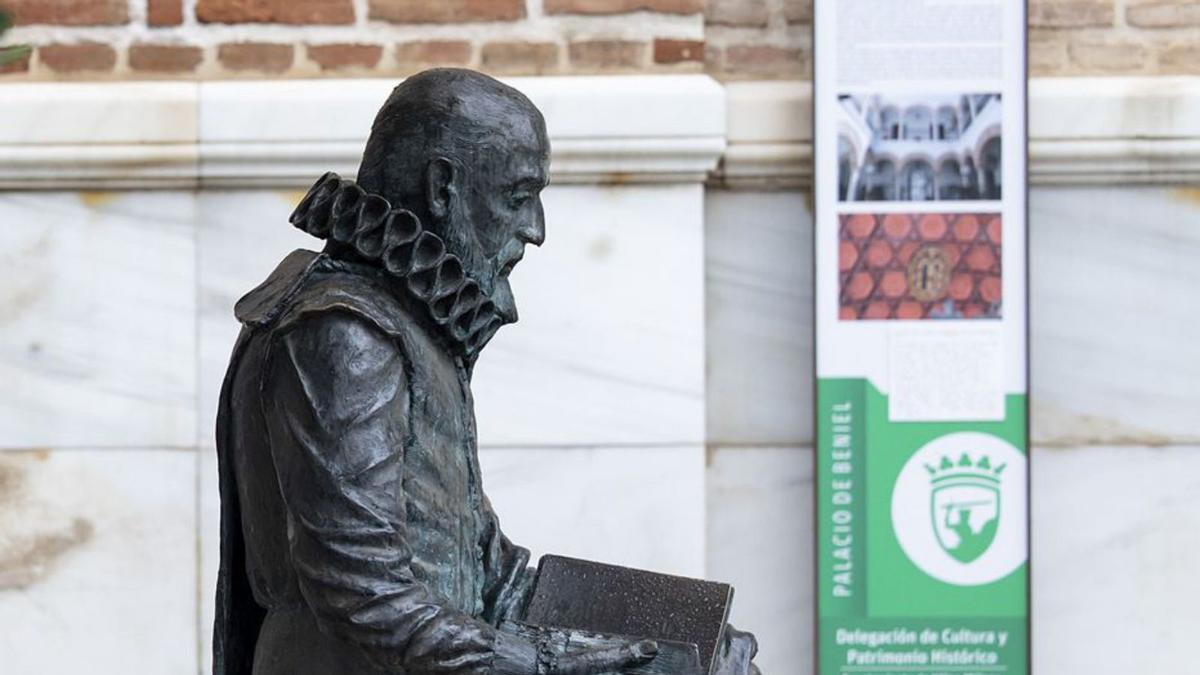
[[263, 311, 536, 674], [478, 495, 537, 626]]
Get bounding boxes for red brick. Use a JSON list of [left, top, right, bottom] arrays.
[[1030, 0, 1113, 28], [39, 42, 117, 72], [965, 244, 997, 272], [0, 49, 31, 75], [129, 43, 203, 73], [1030, 33, 1069, 74], [219, 42, 294, 72], [782, 0, 811, 23], [845, 214, 876, 239], [148, 0, 183, 26], [953, 215, 980, 242], [838, 241, 858, 273], [546, 0, 702, 15], [963, 303, 987, 318], [839, 306, 858, 321], [948, 273, 974, 301], [370, 0, 524, 22], [866, 240, 893, 268], [654, 39, 704, 64], [1159, 43, 1200, 74], [897, 241, 920, 265], [706, 0, 768, 26], [481, 41, 559, 74], [197, 0, 354, 24], [1069, 40, 1149, 72], [704, 44, 722, 70], [917, 214, 947, 240], [863, 301, 891, 319], [985, 216, 1002, 244], [8, 0, 127, 25], [569, 40, 646, 69], [846, 272, 874, 301], [980, 276, 1002, 304], [724, 44, 806, 76], [264, 0, 354, 23], [883, 213, 913, 239], [896, 301, 924, 320], [308, 43, 383, 70], [1126, 2, 1200, 28], [396, 40, 473, 65], [880, 270, 907, 299]]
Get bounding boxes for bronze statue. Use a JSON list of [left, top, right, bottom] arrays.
[[213, 68, 758, 675]]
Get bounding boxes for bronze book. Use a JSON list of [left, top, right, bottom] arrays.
[[518, 555, 734, 674]]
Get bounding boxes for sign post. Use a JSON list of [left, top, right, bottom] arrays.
[[813, 2, 1030, 673]]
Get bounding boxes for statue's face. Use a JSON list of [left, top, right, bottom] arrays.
[[440, 112, 550, 323]]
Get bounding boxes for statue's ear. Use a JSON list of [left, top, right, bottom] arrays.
[[426, 157, 456, 222]]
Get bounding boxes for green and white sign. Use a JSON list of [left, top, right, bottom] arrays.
[[813, 1, 1029, 673]]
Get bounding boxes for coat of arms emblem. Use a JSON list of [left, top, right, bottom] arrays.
[[926, 453, 1005, 564]]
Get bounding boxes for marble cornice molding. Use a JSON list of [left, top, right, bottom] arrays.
[[0, 75, 727, 189], [2, 76, 1198, 190], [712, 77, 1200, 189]]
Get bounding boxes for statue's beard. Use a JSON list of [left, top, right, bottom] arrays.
[[491, 276, 517, 324], [438, 215, 521, 325]]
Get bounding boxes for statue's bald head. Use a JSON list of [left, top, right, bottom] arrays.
[[357, 68, 547, 212], [355, 68, 551, 326]]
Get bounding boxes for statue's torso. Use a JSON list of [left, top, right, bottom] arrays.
[[223, 251, 491, 672]]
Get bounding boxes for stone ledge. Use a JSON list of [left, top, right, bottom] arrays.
[[714, 77, 1200, 188], [3, 76, 1199, 189], [0, 75, 727, 188]]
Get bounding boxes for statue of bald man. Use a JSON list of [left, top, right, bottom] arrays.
[[213, 68, 758, 675]]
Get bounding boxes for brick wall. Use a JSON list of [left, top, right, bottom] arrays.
[[704, 0, 1200, 78], [1031, 0, 1200, 75], [0, 0, 1196, 80]]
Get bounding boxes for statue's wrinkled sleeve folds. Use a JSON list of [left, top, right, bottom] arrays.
[[262, 311, 535, 674], [479, 496, 536, 625]]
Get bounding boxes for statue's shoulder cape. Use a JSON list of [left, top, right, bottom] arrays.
[[233, 248, 418, 338]]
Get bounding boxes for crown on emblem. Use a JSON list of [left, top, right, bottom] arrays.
[[924, 453, 1006, 486]]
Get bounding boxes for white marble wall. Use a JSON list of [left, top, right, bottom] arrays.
[[703, 186, 1200, 674], [2, 182, 1197, 673], [0, 192, 200, 673], [0, 449, 196, 674], [0, 192, 196, 449]]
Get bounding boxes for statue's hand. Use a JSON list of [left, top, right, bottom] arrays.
[[548, 639, 658, 675], [712, 624, 759, 675]]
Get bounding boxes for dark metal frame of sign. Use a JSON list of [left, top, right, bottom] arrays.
[[812, 2, 1031, 674]]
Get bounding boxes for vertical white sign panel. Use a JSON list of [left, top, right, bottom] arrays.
[[814, 2, 1030, 674]]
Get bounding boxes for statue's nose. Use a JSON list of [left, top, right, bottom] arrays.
[[518, 212, 545, 247]]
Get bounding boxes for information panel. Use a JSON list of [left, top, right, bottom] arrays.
[[813, 2, 1029, 674]]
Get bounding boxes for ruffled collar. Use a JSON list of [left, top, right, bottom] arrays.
[[289, 172, 505, 359]]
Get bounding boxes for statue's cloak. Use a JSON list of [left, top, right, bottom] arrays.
[[213, 320, 268, 675]]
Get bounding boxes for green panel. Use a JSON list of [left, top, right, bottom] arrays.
[[819, 618, 1028, 675], [864, 382, 1028, 618], [816, 378, 1029, 674], [817, 378, 868, 618]]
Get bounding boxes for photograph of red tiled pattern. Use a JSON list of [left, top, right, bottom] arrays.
[[838, 212, 1002, 320]]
